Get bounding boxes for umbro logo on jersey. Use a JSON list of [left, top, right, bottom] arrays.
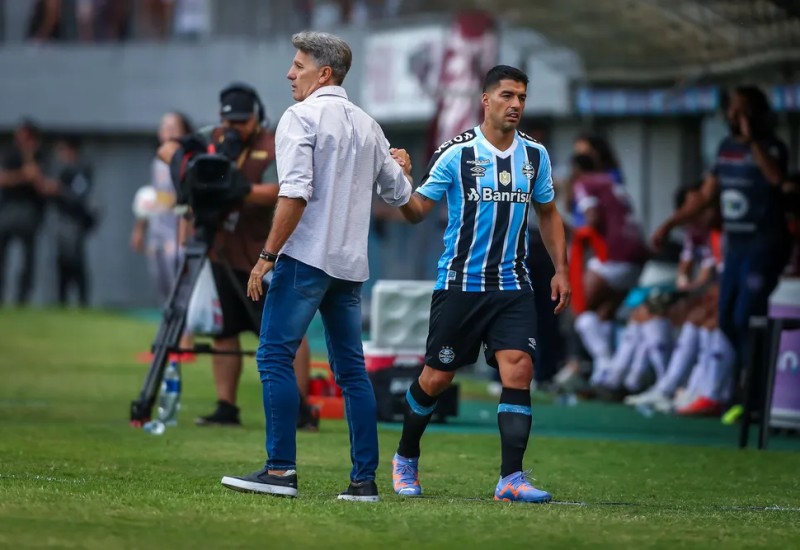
[[470, 166, 486, 177], [528, 338, 536, 350]]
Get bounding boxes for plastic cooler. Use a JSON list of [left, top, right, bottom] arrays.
[[767, 277, 800, 429], [364, 341, 425, 372]]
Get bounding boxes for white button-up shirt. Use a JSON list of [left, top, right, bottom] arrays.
[[275, 86, 412, 281]]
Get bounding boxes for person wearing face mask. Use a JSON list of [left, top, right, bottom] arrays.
[[652, 86, 791, 401], [157, 83, 315, 430]]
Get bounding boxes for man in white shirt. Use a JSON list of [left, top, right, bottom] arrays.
[[221, 31, 413, 502]]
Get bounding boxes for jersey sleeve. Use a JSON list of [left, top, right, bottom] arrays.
[[532, 147, 555, 204], [416, 148, 455, 201]]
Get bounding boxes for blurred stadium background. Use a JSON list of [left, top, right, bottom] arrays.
[[2, 0, 800, 308], [2, 2, 800, 547]]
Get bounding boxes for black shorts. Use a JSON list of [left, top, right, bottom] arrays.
[[210, 262, 265, 338], [425, 289, 537, 371]]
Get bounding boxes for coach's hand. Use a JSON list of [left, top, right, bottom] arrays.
[[247, 258, 274, 301], [551, 270, 571, 315]]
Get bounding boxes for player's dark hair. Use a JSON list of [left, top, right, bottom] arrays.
[[575, 132, 620, 172], [482, 65, 528, 92], [572, 153, 597, 173]]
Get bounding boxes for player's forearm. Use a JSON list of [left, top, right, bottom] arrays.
[[245, 184, 279, 206], [538, 210, 569, 273], [667, 186, 716, 229], [750, 142, 784, 186], [399, 193, 429, 224], [263, 197, 306, 254]]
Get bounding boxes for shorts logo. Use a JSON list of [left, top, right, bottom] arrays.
[[467, 188, 481, 202], [499, 170, 512, 186], [447, 270, 457, 281], [528, 338, 536, 350], [439, 346, 455, 364], [522, 163, 536, 180]]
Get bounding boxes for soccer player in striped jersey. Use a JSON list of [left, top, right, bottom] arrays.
[[390, 65, 570, 503]]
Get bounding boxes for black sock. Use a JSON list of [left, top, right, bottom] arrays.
[[397, 379, 438, 459], [497, 388, 532, 478]]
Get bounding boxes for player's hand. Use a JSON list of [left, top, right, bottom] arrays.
[[390, 148, 412, 177], [550, 270, 571, 314], [247, 258, 274, 301], [651, 222, 671, 251]]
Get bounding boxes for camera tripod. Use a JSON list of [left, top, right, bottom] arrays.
[[129, 153, 260, 426], [129, 225, 263, 426]]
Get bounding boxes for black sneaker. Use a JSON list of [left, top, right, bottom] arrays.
[[195, 400, 241, 426], [337, 480, 380, 502], [221, 467, 298, 497]]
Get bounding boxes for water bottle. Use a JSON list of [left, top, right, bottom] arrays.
[[158, 360, 182, 426], [143, 360, 181, 435]]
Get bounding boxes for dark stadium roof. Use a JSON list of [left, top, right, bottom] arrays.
[[420, 0, 800, 83]]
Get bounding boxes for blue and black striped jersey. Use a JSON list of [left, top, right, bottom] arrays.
[[417, 126, 554, 291]]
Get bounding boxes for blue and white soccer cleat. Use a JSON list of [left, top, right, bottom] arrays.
[[392, 453, 422, 496], [493, 470, 552, 503]]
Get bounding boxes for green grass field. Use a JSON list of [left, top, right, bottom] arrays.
[[1, 309, 799, 549]]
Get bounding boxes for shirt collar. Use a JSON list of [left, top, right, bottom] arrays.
[[307, 85, 348, 101]]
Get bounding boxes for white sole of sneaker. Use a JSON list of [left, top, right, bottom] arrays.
[[337, 494, 380, 502], [220, 476, 298, 497]]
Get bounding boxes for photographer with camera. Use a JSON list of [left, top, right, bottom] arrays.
[[158, 83, 315, 429], [652, 86, 791, 397]]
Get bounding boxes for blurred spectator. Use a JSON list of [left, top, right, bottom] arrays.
[[558, 153, 649, 391], [567, 133, 623, 229], [130, 112, 194, 359], [140, 0, 171, 40], [652, 85, 791, 401], [53, 135, 96, 307], [0, 119, 58, 305], [170, 0, 211, 40], [26, 0, 64, 42], [77, 0, 132, 42], [130, 112, 193, 305]]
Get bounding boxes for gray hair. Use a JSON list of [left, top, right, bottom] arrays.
[[291, 31, 352, 85]]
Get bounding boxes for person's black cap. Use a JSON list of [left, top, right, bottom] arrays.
[[219, 89, 258, 122]]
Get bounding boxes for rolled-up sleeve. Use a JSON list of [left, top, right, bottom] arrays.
[[276, 109, 316, 202]]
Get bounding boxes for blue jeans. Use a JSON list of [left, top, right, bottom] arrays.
[[256, 255, 379, 481]]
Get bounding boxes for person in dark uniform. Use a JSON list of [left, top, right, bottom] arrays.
[[0, 119, 58, 305], [158, 83, 316, 429], [53, 135, 96, 307], [652, 86, 790, 395]]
